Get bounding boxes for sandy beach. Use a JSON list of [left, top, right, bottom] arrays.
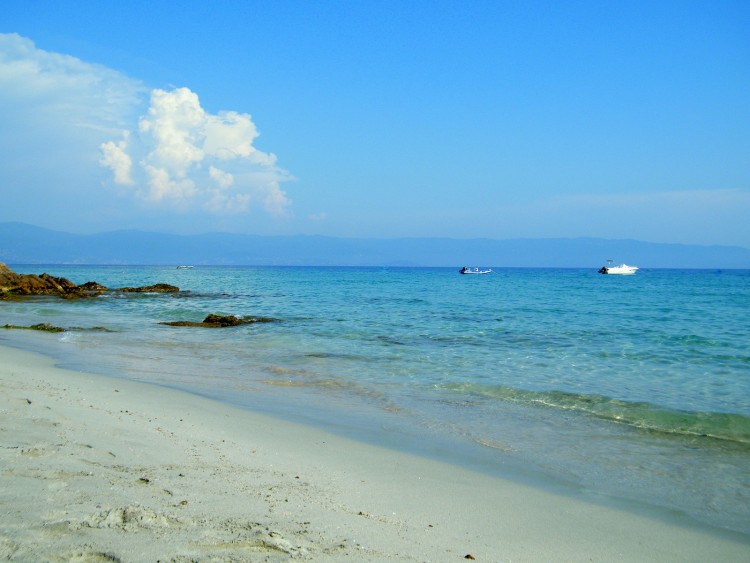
[[1, 344, 748, 562]]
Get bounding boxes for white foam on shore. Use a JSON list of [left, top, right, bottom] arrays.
[[1, 343, 748, 562]]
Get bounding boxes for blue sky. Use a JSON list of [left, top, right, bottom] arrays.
[[2, 1, 749, 246]]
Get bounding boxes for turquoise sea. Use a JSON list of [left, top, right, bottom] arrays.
[[2, 265, 749, 538]]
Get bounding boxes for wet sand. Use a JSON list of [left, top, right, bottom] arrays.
[[1, 344, 748, 562]]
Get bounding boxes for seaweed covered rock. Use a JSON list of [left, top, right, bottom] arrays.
[[78, 281, 108, 292], [118, 283, 180, 293], [161, 314, 280, 328], [2, 322, 66, 332], [2, 323, 113, 332]]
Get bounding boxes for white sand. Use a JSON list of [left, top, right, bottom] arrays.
[[1, 344, 748, 562]]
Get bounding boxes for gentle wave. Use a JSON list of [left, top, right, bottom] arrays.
[[440, 382, 750, 444], [5, 265, 750, 536]]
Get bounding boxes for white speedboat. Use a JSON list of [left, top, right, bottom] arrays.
[[460, 266, 493, 275], [598, 262, 638, 275]]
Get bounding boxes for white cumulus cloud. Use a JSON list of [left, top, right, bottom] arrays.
[[209, 165, 234, 189], [99, 133, 134, 185], [101, 86, 291, 215], [0, 33, 147, 231]]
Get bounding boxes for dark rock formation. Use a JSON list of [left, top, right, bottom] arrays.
[[78, 281, 108, 291], [118, 283, 180, 293], [1, 265, 278, 332], [2, 322, 66, 332], [2, 323, 113, 332], [0, 262, 179, 299], [161, 314, 280, 328], [0, 262, 102, 298]]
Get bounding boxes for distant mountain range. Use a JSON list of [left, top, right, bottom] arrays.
[[1, 222, 748, 268]]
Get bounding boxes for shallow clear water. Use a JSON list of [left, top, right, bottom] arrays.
[[3, 265, 749, 536]]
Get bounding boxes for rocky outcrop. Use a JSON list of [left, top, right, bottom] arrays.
[[0, 262, 101, 298], [78, 281, 108, 291], [0, 262, 180, 299], [118, 283, 180, 293], [1, 264, 277, 330], [160, 314, 280, 328]]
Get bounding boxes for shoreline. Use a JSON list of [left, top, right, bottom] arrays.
[[1, 344, 749, 561]]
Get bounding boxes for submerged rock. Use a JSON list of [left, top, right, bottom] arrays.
[[161, 314, 280, 328], [117, 283, 180, 293], [2, 322, 66, 332], [2, 322, 114, 332]]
